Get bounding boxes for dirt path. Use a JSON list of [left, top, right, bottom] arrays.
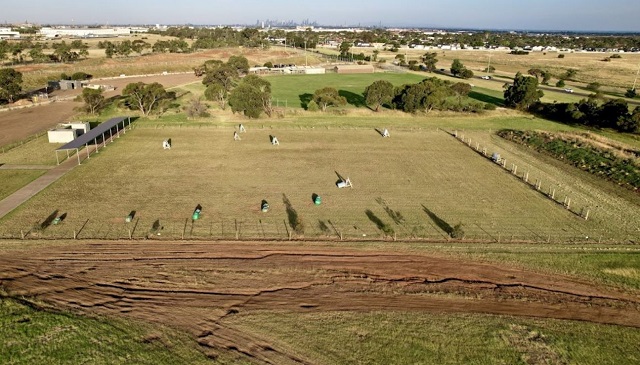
[[1, 241, 638, 364]]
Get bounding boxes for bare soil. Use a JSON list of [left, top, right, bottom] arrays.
[[0, 73, 200, 148], [1, 241, 638, 364]]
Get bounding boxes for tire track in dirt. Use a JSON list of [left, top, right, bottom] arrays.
[[1, 241, 639, 364]]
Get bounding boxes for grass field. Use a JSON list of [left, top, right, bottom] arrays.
[[0, 170, 46, 201], [1, 115, 637, 242], [0, 297, 247, 365], [223, 311, 640, 365]]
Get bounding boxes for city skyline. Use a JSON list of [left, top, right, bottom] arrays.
[[2, 0, 640, 32]]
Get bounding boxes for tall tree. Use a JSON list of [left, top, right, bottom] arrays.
[[450, 59, 465, 77], [0, 68, 23, 103], [228, 83, 264, 118], [204, 83, 228, 110], [122, 82, 172, 116], [313, 87, 346, 112], [503, 72, 544, 110], [81, 88, 105, 115], [421, 53, 438, 72], [364, 80, 394, 111], [339, 41, 352, 57], [227, 55, 250, 76], [451, 82, 472, 105]]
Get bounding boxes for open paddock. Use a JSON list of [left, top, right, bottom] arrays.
[[1, 123, 634, 243]]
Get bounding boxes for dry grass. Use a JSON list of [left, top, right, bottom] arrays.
[[1, 123, 633, 242]]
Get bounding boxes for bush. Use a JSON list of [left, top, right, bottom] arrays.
[[625, 89, 637, 99], [610, 54, 622, 58], [556, 79, 566, 88], [71, 72, 92, 80], [306, 100, 319, 112], [484, 103, 497, 110], [586, 82, 601, 91], [263, 61, 273, 68], [557, 54, 565, 58]]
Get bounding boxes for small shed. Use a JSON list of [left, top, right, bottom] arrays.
[[47, 122, 91, 143], [58, 80, 82, 90], [334, 64, 374, 74]]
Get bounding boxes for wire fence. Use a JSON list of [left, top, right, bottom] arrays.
[[0, 214, 630, 244]]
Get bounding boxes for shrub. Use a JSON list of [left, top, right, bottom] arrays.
[[586, 82, 601, 91], [556, 79, 565, 88], [484, 103, 497, 110], [306, 100, 319, 112], [610, 54, 622, 59], [625, 89, 637, 99], [557, 54, 565, 58], [71, 72, 92, 80]]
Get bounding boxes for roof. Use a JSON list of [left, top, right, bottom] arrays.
[[57, 116, 129, 151]]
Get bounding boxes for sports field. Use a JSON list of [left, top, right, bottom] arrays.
[[1, 117, 636, 243]]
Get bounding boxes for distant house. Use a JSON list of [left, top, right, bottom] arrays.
[[334, 64, 374, 74], [0, 27, 20, 39]]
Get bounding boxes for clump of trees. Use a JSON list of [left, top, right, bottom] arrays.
[[81, 88, 105, 115], [362, 77, 488, 114], [229, 74, 273, 118], [98, 40, 150, 57], [531, 98, 640, 133], [450, 59, 474, 79], [121, 82, 174, 116], [503, 72, 544, 110], [0, 68, 23, 104], [312, 87, 347, 112]]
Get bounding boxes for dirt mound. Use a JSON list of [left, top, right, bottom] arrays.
[[1, 241, 638, 364]]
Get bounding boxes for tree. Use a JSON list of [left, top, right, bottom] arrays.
[[122, 82, 172, 116], [459, 68, 474, 79], [364, 80, 394, 111], [339, 41, 352, 57], [0, 68, 23, 103], [202, 64, 237, 91], [586, 82, 601, 91], [625, 89, 637, 99], [598, 99, 629, 129], [227, 55, 250, 76], [451, 82, 472, 105], [555, 79, 566, 88], [312, 87, 346, 112], [204, 83, 228, 109], [450, 59, 465, 76], [81, 88, 104, 115], [503, 72, 543, 110], [562, 68, 578, 81], [372, 49, 379, 62], [421, 52, 438, 72], [228, 75, 272, 118], [527, 68, 544, 81]]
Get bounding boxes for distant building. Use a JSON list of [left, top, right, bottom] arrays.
[[39, 27, 135, 38], [47, 122, 91, 144], [0, 28, 20, 39]]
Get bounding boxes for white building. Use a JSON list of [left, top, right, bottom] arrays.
[[0, 28, 20, 39], [47, 122, 91, 143], [39, 27, 133, 38]]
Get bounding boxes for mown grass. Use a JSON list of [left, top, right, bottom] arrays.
[[0, 135, 63, 166], [0, 170, 46, 201], [1, 121, 636, 242], [0, 297, 249, 365], [225, 311, 640, 365]]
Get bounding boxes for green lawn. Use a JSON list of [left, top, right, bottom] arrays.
[[225, 311, 640, 365]]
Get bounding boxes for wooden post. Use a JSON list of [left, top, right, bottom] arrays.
[[73, 230, 77, 239], [235, 219, 239, 240], [20, 230, 24, 239], [551, 189, 556, 200], [584, 209, 590, 220], [128, 229, 132, 240], [512, 165, 517, 175], [524, 171, 529, 183]]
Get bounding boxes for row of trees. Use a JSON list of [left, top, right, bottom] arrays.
[[503, 72, 640, 133], [362, 77, 486, 114], [0, 39, 89, 64]]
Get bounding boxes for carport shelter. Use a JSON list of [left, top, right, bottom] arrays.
[[55, 116, 132, 165]]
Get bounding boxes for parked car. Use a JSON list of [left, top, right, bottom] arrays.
[[564, 88, 574, 93]]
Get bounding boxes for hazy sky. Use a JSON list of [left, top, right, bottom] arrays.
[[3, 0, 639, 32]]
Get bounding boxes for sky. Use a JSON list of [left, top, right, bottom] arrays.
[[2, 0, 639, 32]]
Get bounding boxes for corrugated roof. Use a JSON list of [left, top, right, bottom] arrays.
[[57, 116, 129, 150]]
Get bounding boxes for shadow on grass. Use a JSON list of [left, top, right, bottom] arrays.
[[365, 209, 394, 236], [283, 194, 304, 234], [422, 205, 453, 236], [339, 90, 366, 107], [376, 198, 405, 225], [40, 210, 59, 230], [468, 91, 504, 107]]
